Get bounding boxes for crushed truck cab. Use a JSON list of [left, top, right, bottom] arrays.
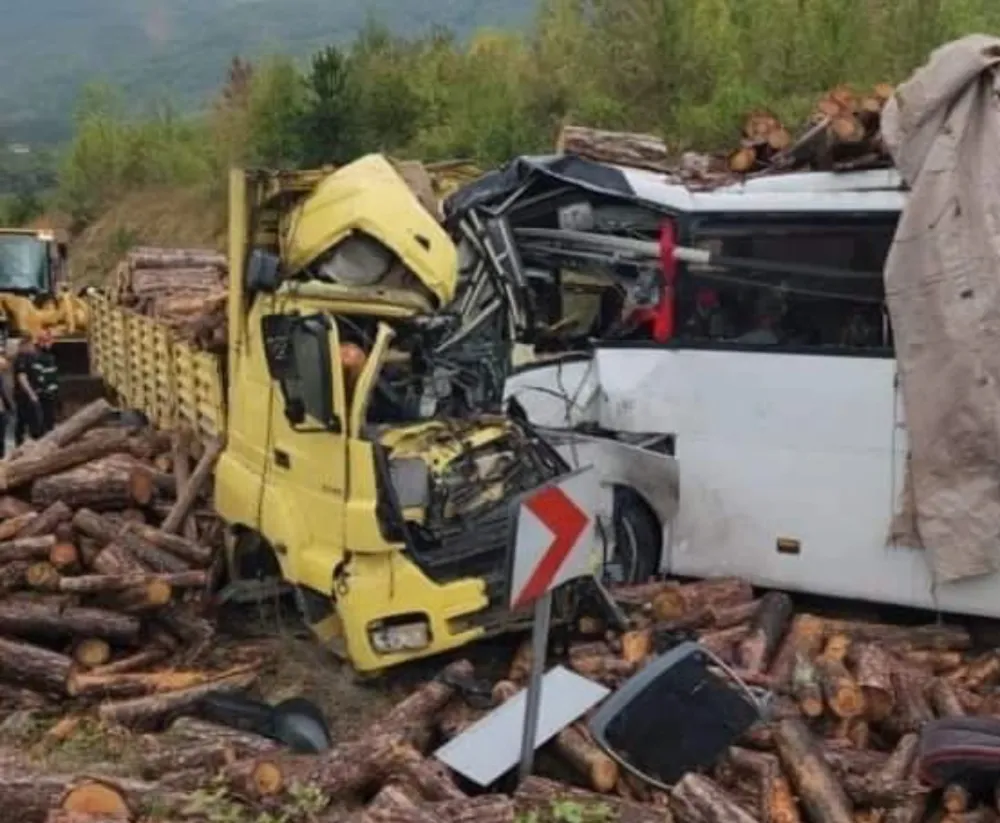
[[90, 156, 572, 673]]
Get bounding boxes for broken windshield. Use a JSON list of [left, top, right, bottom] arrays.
[[0, 235, 47, 292]]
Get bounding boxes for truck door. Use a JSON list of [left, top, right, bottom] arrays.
[[260, 313, 348, 599]]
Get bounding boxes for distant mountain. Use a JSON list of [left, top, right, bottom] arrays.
[[0, 0, 535, 144]]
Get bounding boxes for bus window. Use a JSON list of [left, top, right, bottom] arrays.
[[678, 217, 897, 353]]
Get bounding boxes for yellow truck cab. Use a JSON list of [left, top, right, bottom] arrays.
[[89, 156, 571, 673]]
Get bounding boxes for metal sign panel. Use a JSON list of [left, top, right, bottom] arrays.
[[508, 466, 601, 609]]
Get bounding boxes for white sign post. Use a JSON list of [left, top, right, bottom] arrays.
[[509, 466, 600, 783]]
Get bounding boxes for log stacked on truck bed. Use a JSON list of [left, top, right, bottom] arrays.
[[0, 399, 239, 726], [109, 247, 228, 352], [556, 82, 896, 183]]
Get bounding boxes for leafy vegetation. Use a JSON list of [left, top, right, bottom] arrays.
[[19, 0, 1000, 237]]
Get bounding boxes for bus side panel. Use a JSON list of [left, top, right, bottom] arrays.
[[591, 347, 1000, 617]]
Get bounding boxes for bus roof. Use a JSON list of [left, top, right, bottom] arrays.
[[614, 165, 907, 215]]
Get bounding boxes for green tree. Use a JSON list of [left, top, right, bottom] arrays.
[[300, 46, 361, 166]]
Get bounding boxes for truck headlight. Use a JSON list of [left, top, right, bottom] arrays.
[[368, 615, 431, 654]]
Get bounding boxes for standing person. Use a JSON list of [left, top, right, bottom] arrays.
[[34, 330, 59, 434], [12, 337, 42, 446]]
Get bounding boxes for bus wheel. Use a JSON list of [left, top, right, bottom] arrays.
[[604, 487, 662, 585]]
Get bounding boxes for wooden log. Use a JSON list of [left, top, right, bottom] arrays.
[[621, 628, 653, 665], [671, 773, 759, 823], [792, 655, 824, 717], [515, 776, 668, 823], [0, 496, 33, 519], [554, 724, 619, 793], [100, 579, 173, 613], [161, 437, 223, 534], [72, 638, 112, 669], [653, 578, 753, 622], [840, 775, 925, 807], [887, 670, 934, 735], [710, 599, 762, 629], [0, 600, 140, 643], [0, 535, 57, 562], [851, 643, 895, 722], [30, 456, 154, 511], [962, 653, 1000, 691], [55, 572, 165, 595], [820, 745, 889, 777], [119, 521, 213, 566], [88, 647, 169, 677], [25, 561, 59, 590], [775, 718, 854, 823], [91, 543, 146, 577], [0, 560, 29, 594], [98, 669, 257, 728], [74, 508, 189, 573], [68, 664, 254, 700], [902, 650, 964, 674], [166, 716, 278, 756], [156, 608, 215, 663], [930, 679, 966, 718], [0, 429, 134, 491], [58, 776, 187, 821], [0, 636, 71, 694], [171, 431, 200, 542], [817, 656, 865, 719], [727, 747, 801, 823], [221, 756, 284, 799], [556, 125, 671, 173], [769, 614, 826, 686], [431, 796, 516, 823], [944, 785, 972, 815], [737, 591, 794, 672], [48, 543, 79, 574], [817, 618, 970, 651], [0, 512, 39, 542], [386, 743, 465, 801], [14, 398, 112, 459]]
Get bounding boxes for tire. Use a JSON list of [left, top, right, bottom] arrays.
[[605, 487, 662, 585]]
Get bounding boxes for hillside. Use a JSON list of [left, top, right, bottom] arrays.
[[0, 0, 534, 145]]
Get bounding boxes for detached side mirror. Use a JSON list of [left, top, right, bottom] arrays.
[[247, 250, 282, 294]]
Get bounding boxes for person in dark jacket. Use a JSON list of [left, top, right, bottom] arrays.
[[13, 337, 42, 445], [33, 330, 59, 434]]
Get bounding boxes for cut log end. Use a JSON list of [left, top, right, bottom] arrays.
[[61, 780, 130, 819], [73, 638, 113, 669]]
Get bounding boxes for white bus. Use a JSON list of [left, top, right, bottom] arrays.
[[456, 161, 995, 617]]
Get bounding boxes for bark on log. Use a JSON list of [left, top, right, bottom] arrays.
[[671, 773, 759, 823], [30, 456, 153, 511], [769, 614, 827, 686], [100, 579, 173, 613], [515, 775, 669, 823], [887, 671, 934, 735], [368, 659, 474, 744], [817, 657, 865, 719], [0, 429, 134, 491], [172, 431, 200, 542], [930, 679, 967, 718], [98, 670, 257, 728], [851, 643, 895, 721], [0, 511, 39, 541], [166, 716, 279, 756], [737, 591, 794, 672], [653, 578, 754, 622], [817, 618, 970, 651], [0, 600, 140, 643], [73, 508, 189, 573], [0, 636, 71, 694], [727, 747, 801, 823], [699, 624, 751, 664], [386, 743, 465, 801], [711, 599, 762, 629], [556, 125, 671, 173], [0, 535, 57, 562], [554, 724, 619, 793], [15, 399, 112, 459], [88, 647, 169, 677], [0, 560, 29, 594], [840, 775, 925, 807], [431, 796, 516, 823], [68, 665, 253, 700], [119, 521, 213, 566], [775, 717, 854, 823], [0, 496, 33, 519], [91, 543, 146, 577], [792, 656, 824, 718], [161, 436, 223, 534]]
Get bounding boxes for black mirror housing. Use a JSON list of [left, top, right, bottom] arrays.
[[247, 249, 282, 294]]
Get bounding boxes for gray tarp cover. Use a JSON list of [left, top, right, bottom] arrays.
[[883, 34, 1000, 583]]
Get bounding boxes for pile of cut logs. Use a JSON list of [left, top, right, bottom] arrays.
[[555, 82, 896, 183], [14, 574, 1000, 823], [109, 247, 228, 352], [0, 397, 239, 725]]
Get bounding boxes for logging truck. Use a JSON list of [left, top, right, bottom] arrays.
[[88, 155, 596, 674]]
